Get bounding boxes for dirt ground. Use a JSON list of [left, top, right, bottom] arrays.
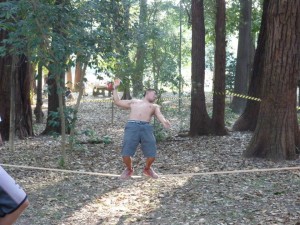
[[1, 94, 300, 225]]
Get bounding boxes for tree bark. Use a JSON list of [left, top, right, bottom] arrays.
[[9, 56, 17, 151], [0, 48, 33, 140], [232, 0, 269, 132], [212, 0, 228, 136], [189, 0, 212, 136], [231, 0, 252, 114], [132, 0, 147, 97], [42, 68, 62, 135], [66, 67, 73, 89], [34, 63, 44, 123], [74, 62, 81, 92], [244, 0, 300, 161]]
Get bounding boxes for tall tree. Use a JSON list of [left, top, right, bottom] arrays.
[[147, 1, 182, 93], [0, 15, 33, 141], [244, 0, 300, 160], [0, 54, 33, 140], [231, 0, 252, 114], [74, 62, 81, 91], [189, 0, 212, 136], [132, 0, 147, 97], [34, 63, 44, 123], [232, 0, 269, 132], [113, 0, 133, 100], [66, 66, 72, 89], [212, 0, 228, 135], [42, 0, 69, 135]]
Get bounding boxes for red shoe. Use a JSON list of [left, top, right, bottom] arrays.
[[143, 167, 159, 179], [120, 168, 134, 180]]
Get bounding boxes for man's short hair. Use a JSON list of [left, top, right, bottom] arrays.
[[143, 89, 157, 97]]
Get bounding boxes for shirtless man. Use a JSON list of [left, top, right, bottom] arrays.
[[113, 79, 171, 179], [0, 166, 29, 225]]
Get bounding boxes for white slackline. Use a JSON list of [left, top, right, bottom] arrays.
[[1, 163, 300, 178]]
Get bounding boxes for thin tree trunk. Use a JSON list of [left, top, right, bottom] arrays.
[[74, 62, 81, 92], [231, 0, 252, 114], [9, 56, 18, 151], [132, 0, 147, 97], [212, 0, 228, 136], [69, 63, 87, 151], [66, 67, 73, 89], [189, 0, 211, 136], [56, 73, 67, 165], [42, 68, 61, 134], [34, 63, 44, 123]]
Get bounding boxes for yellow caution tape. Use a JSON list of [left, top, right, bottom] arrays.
[[223, 90, 261, 102]]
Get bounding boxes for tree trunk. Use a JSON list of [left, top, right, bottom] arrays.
[[231, 0, 252, 114], [189, 0, 212, 136], [74, 62, 81, 92], [121, 85, 132, 100], [9, 56, 17, 151], [212, 0, 228, 136], [132, 0, 147, 97], [244, 0, 300, 161], [232, 0, 269, 132], [42, 65, 66, 135], [69, 63, 87, 150], [0, 48, 33, 140], [42, 0, 69, 136], [66, 67, 73, 89], [34, 63, 44, 123], [0, 29, 12, 141]]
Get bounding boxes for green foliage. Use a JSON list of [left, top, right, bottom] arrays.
[[144, 1, 190, 92], [0, 0, 263, 92], [81, 129, 100, 143], [224, 106, 239, 127], [102, 135, 112, 145], [226, 0, 262, 39], [58, 156, 65, 168], [153, 121, 168, 142], [48, 106, 76, 131], [225, 52, 236, 91], [0, 0, 118, 76], [80, 129, 111, 145]]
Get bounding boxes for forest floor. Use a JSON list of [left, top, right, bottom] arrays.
[[1, 92, 300, 225]]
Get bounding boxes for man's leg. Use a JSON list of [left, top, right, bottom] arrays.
[[0, 199, 29, 225], [144, 157, 158, 179], [120, 156, 134, 180], [122, 156, 133, 170], [145, 157, 155, 169]]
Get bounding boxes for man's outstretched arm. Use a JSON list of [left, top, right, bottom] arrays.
[[113, 78, 131, 109], [154, 105, 171, 129]]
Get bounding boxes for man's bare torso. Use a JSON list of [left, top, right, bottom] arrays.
[[128, 99, 157, 122]]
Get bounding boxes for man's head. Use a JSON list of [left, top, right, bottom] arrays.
[[143, 89, 157, 103]]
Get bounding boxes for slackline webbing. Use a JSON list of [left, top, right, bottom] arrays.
[[1, 163, 300, 178]]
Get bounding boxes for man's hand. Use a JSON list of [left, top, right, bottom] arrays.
[[114, 78, 121, 89], [163, 120, 171, 129]]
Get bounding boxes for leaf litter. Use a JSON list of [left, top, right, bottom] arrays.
[[1, 94, 300, 225]]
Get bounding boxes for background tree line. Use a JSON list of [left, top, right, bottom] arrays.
[[0, 0, 299, 162]]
